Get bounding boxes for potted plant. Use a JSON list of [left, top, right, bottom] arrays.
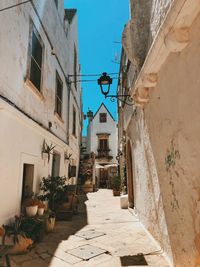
[[111, 175, 121, 196], [25, 199, 39, 217], [3, 216, 33, 254], [37, 201, 45, 216], [39, 175, 68, 211], [64, 152, 72, 164], [42, 140, 56, 162], [46, 212, 56, 232]]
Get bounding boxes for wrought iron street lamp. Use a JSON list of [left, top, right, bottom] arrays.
[[97, 72, 134, 106]]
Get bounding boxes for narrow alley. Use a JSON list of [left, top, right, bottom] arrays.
[[10, 190, 170, 267]]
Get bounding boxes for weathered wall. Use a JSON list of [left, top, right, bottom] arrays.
[[141, 13, 200, 266], [126, 109, 173, 265], [150, 0, 172, 40], [0, 1, 81, 223]]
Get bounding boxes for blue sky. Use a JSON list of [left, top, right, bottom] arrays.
[[64, 0, 130, 135]]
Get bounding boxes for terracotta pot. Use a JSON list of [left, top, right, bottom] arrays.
[[26, 205, 38, 217], [38, 207, 45, 216], [82, 184, 93, 193], [46, 217, 55, 232], [113, 190, 120, 196], [4, 235, 33, 255]]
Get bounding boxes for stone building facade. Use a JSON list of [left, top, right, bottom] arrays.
[[118, 0, 200, 266], [0, 0, 81, 225]]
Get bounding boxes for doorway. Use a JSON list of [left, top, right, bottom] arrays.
[[51, 152, 61, 177], [99, 168, 108, 188], [21, 164, 34, 204], [127, 140, 134, 208]]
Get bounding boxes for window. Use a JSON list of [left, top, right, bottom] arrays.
[[72, 106, 76, 136], [54, 0, 58, 8], [29, 26, 43, 91], [99, 139, 108, 150], [51, 152, 60, 177], [99, 113, 107, 123], [21, 164, 34, 203], [74, 44, 77, 90], [55, 72, 63, 117]]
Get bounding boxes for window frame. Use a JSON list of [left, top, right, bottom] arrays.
[[72, 106, 77, 137], [99, 113, 107, 123], [55, 71, 63, 118], [27, 21, 44, 93], [54, 0, 58, 9]]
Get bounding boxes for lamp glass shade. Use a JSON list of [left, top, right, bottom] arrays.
[[98, 72, 112, 97]]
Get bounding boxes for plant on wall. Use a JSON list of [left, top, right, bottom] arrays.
[[64, 152, 72, 163], [165, 140, 180, 171], [42, 139, 56, 162]]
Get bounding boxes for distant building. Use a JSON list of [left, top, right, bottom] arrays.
[[83, 103, 118, 188], [0, 0, 81, 225]]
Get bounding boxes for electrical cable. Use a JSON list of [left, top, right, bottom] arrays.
[[69, 77, 119, 83], [0, 0, 32, 12], [68, 72, 119, 77]]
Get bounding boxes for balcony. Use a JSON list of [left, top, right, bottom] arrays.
[[97, 148, 113, 159]]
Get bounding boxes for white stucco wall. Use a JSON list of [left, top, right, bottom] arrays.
[[88, 104, 118, 160], [0, 0, 81, 224]]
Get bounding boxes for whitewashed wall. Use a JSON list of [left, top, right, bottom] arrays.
[[89, 104, 117, 160], [0, 0, 81, 224]]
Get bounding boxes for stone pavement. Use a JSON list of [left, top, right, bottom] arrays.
[[10, 189, 171, 267]]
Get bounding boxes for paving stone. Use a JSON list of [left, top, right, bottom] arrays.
[[53, 248, 82, 264], [9, 190, 171, 267], [67, 244, 107, 260], [75, 230, 105, 240], [49, 256, 71, 267], [10, 254, 32, 264], [39, 252, 51, 259], [21, 258, 48, 267]]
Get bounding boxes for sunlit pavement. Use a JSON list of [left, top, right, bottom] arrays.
[[10, 189, 171, 267]]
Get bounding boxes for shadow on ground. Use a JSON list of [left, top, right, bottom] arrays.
[[10, 193, 89, 267]]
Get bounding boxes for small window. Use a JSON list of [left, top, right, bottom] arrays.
[[55, 72, 63, 117], [29, 26, 43, 91], [54, 0, 58, 8], [72, 106, 76, 136], [99, 113, 107, 123]]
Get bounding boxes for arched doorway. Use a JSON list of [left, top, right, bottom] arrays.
[[126, 140, 134, 208]]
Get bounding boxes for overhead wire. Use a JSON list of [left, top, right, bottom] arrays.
[[0, 0, 32, 12]]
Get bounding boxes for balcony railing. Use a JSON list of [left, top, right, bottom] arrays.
[[97, 148, 112, 158]]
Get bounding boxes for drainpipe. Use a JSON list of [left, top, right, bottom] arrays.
[[66, 76, 71, 145]]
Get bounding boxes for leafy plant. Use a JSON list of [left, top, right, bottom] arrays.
[[111, 176, 121, 191], [42, 140, 56, 162], [39, 176, 68, 211], [20, 217, 44, 242], [64, 152, 72, 161], [3, 216, 26, 244], [165, 141, 180, 171]]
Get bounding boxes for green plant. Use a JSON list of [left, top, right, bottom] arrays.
[[165, 141, 180, 171], [20, 217, 44, 242], [64, 152, 72, 161], [111, 175, 121, 191], [42, 140, 56, 162], [39, 176, 68, 211], [3, 216, 26, 244]]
